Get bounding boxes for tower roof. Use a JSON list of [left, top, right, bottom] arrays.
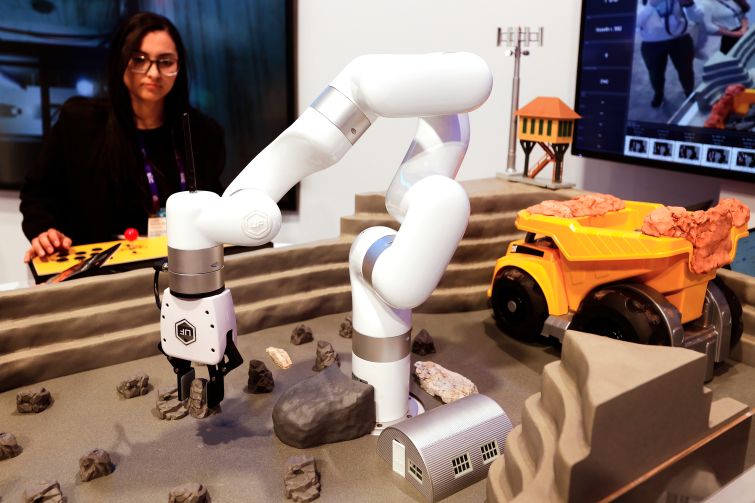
[[516, 97, 581, 120]]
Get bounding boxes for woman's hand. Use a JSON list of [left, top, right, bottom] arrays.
[[739, 17, 750, 37], [24, 228, 73, 263], [721, 18, 749, 38]]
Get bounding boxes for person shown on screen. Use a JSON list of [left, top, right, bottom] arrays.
[[20, 12, 225, 263], [680, 145, 700, 159], [700, 0, 750, 53], [637, 0, 705, 108]]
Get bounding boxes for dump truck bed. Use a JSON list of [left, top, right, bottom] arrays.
[[517, 200, 746, 264]]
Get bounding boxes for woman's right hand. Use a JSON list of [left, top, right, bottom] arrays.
[[738, 17, 750, 37], [24, 228, 72, 263]]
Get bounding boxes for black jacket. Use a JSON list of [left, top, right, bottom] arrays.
[[20, 97, 225, 244]]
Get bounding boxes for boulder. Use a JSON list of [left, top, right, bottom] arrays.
[[0, 432, 22, 460], [266, 347, 293, 369], [527, 193, 625, 218], [79, 448, 114, 482], [290, 324, 314, 345], [273, 365, 375, 448], [312, 341, 340, 372], [705, 84, 746, 128], [23, 480, 64, 503], [17, 387, 52, 413], [339, 316, 353, 339], [248, 360, 274, 393], [116, 372, 149, 399], [188, 378, 218, 419], [284, 455, 320, 502], [168, 482, 210, 503], [414, 361, 478, 404], [156, 385, 188, 420], [641, 198, 750, 274], [718, 198, 750, 227], [411, 329, 437, 356]]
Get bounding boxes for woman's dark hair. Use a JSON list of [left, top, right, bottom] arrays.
[[733, 0, 751, 14], [102, 12, 190, 184]]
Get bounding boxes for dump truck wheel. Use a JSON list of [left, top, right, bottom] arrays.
[[571, 286, 669, 345], [713, 276, 744, 349], [491, 267, 548, 343]]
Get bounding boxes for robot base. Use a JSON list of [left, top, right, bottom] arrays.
[[371, 395, 425, 435]]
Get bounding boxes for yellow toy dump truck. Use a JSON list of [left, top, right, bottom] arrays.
[[488, 200, 748, 381]]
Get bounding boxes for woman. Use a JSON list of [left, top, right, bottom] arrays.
[[21, 12, 225, 262], [637, 0, 706, 107], [701, 0, 750, 53]]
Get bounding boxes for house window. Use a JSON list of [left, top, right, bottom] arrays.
[[529, 118, 535, 134], [521, 117, 527, 133], [451, 453, 472, 478], [547, 120, 552, 136], [538, 119, 543, 135], [566, 121, 572, 136], [481, 440, 500, 464], [408, 459, 423, 484]]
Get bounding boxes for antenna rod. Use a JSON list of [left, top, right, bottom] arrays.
[[182, 112, 197, 192]]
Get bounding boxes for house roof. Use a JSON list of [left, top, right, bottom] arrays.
[[515, 97, 581, 120], [380, 394, 511, 449]]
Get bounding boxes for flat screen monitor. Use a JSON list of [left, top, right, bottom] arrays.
[[0, 0, 297, 209], [573, 0, 755, 183]]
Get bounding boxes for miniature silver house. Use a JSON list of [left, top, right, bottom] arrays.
[[377, 394, 513, 502]]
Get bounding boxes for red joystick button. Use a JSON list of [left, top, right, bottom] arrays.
[[124, 228, 139, 241]]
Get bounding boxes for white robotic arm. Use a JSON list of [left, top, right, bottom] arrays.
[[171, 52, 491, 248], [158, 52, 492, 413]]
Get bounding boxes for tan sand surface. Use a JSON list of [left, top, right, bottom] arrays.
[[1, 310, 753, 502]]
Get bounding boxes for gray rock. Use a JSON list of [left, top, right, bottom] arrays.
[[414, 361, 478, 404], [116, 372, 149, 399], [411, 329, 436, 356], [0, 432, 22, 460], [273, 365, 375, 448], [290, 324, 314, 345], [17, 387, 52, 413], [168, 482, 210, 503], [156, 385, 188, 420], [248, 360, 274, 393], [188, 378, 218, 419], [339, 316, 353, 339], [284, 455, 320, 502], [312, 341, 340, 372], [78, 448, 114, 482], [22, 480, 65, 503]]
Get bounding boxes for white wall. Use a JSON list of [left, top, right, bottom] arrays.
[[0, 189, 30, 288], [1, 0, 753, 286], [279, 0, 753, 243], [278, 0, 586, 243]]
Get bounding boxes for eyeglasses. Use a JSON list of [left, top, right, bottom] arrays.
[[127, 54, 179, 76]]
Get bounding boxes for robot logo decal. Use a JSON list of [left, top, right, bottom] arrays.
[[243, 210, 272, 241], [175, 319, 196, 345]]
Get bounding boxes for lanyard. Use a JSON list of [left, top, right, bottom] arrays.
[[138, 133, 187, 214], [657, 0, 688, 37]]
